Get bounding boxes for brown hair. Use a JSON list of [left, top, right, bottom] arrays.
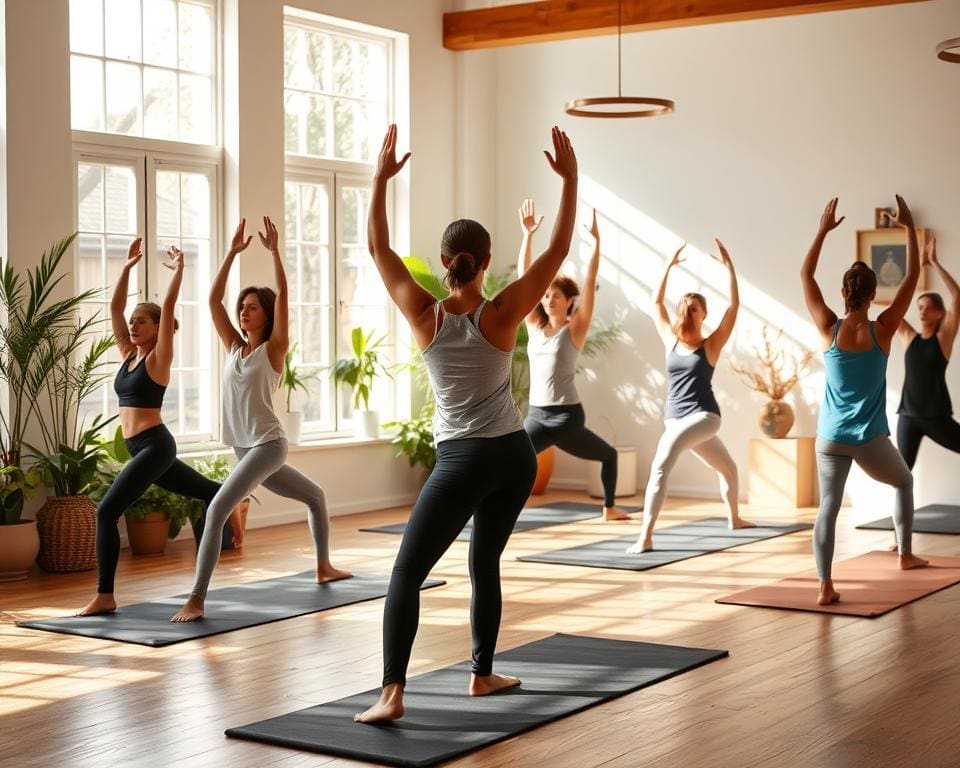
[[441, 219, 490, 289], [236, 286, 276, 340], [842, 261, 877, 312], [535, 276, 581, 329], [133, 302, 178, 332], [673, 292, 707, 338], [918, 291, 946, 331]]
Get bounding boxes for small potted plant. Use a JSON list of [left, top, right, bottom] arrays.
[[0, 463, 42, 581], [331, 327, 391, 439], [119, 484, 203, 556], [280, 342, 319, 446]]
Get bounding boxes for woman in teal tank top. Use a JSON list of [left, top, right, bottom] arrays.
[[801, 196, 928, 607]]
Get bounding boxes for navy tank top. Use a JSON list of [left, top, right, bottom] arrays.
[[664, 342, 720, 420], [898, 334, 952, 418], [114, 354, 166, 409]]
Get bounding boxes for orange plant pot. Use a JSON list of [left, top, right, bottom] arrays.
[[531, 446, 555, 495]]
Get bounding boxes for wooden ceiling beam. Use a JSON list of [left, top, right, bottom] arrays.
[[443, 0, 930, 51]]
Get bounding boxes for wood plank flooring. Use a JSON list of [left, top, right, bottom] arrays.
[[2, 490, 959, 768]]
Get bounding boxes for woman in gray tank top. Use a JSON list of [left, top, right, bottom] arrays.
[[627, 240, 755, 555], [518, 203, 628, 520], [171, 217, 351, 622], [355, 124, 579, 724]]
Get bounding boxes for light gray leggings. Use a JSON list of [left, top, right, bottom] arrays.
[[191, 438, 331, 598], [815, 435, 913, 580], [642, 411, 739, 529]]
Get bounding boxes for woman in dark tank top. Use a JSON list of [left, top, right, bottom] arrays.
[[895, 236, 960, 469]]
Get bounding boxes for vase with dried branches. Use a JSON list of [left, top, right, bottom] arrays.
[[730, 326, 813, 438]]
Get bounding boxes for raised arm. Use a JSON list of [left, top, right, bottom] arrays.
[[110, 238, 142, 359], [210, 220, 249, 352], [259, 216, 289, 373], [801, 198, 843, 345], [652, 244, 685, 346], [516, 199, 545, 326], [568, 208, 600, 349], [877, 195, 920, 341], [704, 239, 739, 365], [368, 125, 435, 346], [927, 237, 960, 350], [153, 246, 184, 373]]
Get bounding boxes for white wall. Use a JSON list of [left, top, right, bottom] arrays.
[[463, 0, 960, 512]]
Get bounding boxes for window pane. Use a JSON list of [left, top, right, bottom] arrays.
[[300, 306, 330, 364], [104, 166, 137, 233], [155, 172, 180, 236], [105, 235, 132, 288], [332, 37, 353, 95], [71, 56, 105, 132], [179, 73, 212, 144], [300, 183, 327, 242], [69, 0, 103, 57], [357, 42, 387, 101], [77, 234, 105, 289], [333, 99, 354, 160], [179, 238, 210, 300], [77, 164, 105, 233], [104, 0, 141, 62], [144, 67, 177, 140], [179, 2, 213, 74], [284, 182, 298, 240], [301, 246, 329, 304], [180, 174, 210, 237], [143, 0, 178, 68], [284, 92, 302, 154], [105, 61, 143, 135], [305, 30, 329, 92], [178, 303, 200, 366]]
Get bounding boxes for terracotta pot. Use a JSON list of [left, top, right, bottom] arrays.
[[759, 400, 795, 439], [0, 519, 40, 582], [531, 446, 555, 495], [125, 511, 170, 555], [36, 495, 97, 572]]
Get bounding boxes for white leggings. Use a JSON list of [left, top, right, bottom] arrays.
[[642, 411, 739, 529]]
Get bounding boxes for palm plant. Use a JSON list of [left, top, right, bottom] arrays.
[[281, 342, 321, 412], [331, 327, 391, 411]]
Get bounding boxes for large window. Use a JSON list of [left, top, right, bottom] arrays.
[[283, 14, 402, 435]]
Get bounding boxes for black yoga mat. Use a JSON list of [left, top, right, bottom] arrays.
[[518, 517, 811, 571], [226, 633, 728, 768], [18, 573, 445, 647], [360, 501, 642, 540], [857, 504, 960, 534]]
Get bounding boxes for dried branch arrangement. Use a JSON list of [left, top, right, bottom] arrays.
[[730, 326, 813, 401]]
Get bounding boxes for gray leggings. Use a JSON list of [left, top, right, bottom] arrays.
[[191, 438, 331, 598], [642, 411, 739, 529], [815, 435, 914, 579]]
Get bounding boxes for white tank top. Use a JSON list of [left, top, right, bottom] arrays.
[[527, 324, 581, 406], [221, 342, 285, 447]]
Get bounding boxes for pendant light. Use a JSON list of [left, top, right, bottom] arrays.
[[936, 37, 960, 63], [565, 0, 674, 118]]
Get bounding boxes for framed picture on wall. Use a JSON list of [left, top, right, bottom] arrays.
[[856, 228, 927, 305]]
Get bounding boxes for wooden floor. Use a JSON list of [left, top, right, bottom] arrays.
[[2, 490, 959, 768]]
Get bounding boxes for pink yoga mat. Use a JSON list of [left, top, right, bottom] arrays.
[[715, 550, 960, 617]]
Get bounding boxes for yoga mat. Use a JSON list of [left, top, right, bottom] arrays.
[[226, 633, 728, 767], [517, 517, 811, 571], [17, 573, 445, 647], [857, 504, 960, 534], [715, 550, 960, 617], [360, 501, 641, 540]]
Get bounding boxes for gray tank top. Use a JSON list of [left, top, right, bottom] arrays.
[[527, 324, 581, 406], [423, 301, 523, 443], [221, 342, 285, 447]]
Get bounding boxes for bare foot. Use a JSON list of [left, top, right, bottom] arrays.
[[227, 506, 244, 548], [317, 563, 353, 583], [354, 683, 404, 723], [626, 534, 653, 554], [603, 506, 632, 521], [729, 516, 757, 530], [170, 595, 205, 622], [899, 553, 929, 570], [469, 672, 521, 696], [818, 580, 840, 606], [77, 594, 117, 616]]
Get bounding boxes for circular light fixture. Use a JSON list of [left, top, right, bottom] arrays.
[[936, 37, 960, 63], [565, 0, 674, 118]]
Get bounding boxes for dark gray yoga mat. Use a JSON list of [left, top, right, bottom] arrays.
[[18, 573, 445, 647], [518, 517, 811, 571], [857, 504, 960, 534], [226, 632, 728, 767], [360, 501, 641, 540]]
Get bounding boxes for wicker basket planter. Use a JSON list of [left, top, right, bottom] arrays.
[[35, 495, 96, 572]]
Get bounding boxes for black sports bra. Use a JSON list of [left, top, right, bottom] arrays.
[[114, 354, 166, 409]]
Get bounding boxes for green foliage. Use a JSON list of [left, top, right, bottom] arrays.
[[383, 405, 436, 472], [330, 327, 391, 411], [191, 454, 259, 505], [281, 342, 320, 412], [122, 484, 204, 540], [0, 464, 42, 525], [26, 413, 117, 497]]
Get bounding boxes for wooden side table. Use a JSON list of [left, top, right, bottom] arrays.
[[748, 437, 818, 508]]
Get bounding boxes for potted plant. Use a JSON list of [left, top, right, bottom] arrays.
[[192, 454, 258, 550], [730, 325, 813, 438], [280, 342, 320, 445], [0, 464, 42, 581], [331, 327, 391, 439], [121, 485, 204, 556]]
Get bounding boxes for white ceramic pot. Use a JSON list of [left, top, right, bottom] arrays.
[[587, 446, 638, 499], [285, 411, 304, 445], [354, 410, 380, 439]]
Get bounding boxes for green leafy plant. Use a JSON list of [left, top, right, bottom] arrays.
[[0, 464, 42, 525], [330, 327, 391, 411], [383, 406, 436, 472], [281, 342, 321, 412], [192, 454, 259, 505], [123, 484, 204, 539], [27, 414, 117, 497]]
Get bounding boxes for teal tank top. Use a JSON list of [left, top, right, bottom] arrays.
[[817, 319, 889, 444]]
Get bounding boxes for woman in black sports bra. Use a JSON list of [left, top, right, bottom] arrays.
[[78, 239, 222, 616]]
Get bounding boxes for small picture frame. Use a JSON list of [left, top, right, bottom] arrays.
[[855, 228, 927, 305], [874, 207, 895, 229]]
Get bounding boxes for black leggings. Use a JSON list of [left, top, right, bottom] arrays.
[[524, 404, 617, 507], [382, 429, 537, 686], [897, 414, 960, 470], [95, 424, 220, 593]]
